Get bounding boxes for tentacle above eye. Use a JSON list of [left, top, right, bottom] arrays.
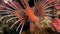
[[0, 5, 14, 11], [16, 22, 22, 31], [19, 23, 24, 34], [0, 15, 14, 21], [6, 17, 17, 23], [10, 20, 20, 29]]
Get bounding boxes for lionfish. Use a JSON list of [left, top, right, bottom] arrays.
[[0, 0, 59, 34]]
